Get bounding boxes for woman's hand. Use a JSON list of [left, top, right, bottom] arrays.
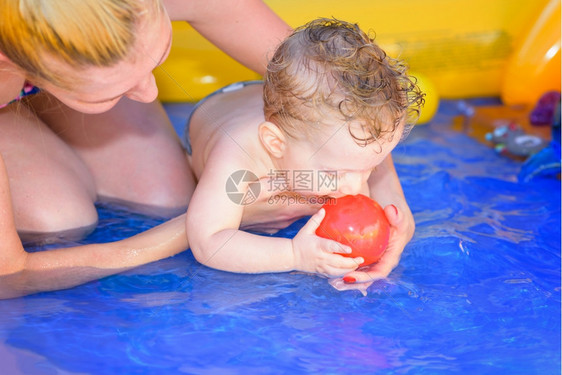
[[329, 204, 414, 295]]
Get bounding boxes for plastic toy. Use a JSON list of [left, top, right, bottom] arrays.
[[485, 122, 548, 157], [529, 91, 561, 125], [501, 0, 561, 106], [156, 0, 549, 102], [519, 99, 561, 182], [316, 194, 390, 267], [412, 71, 439, 124]]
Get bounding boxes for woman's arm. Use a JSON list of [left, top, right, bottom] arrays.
[[164, 0, 292, 74], [368, 154, 415, 241], [0, 154, 189, 299]]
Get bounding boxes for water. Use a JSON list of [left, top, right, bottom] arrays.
[[0, 101, 559, 374]]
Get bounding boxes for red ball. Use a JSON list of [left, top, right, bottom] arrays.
[[315, 194, 390, 267]]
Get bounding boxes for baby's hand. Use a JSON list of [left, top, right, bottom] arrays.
[[291, 208, 363, 277], [330, 204, 413, 295]]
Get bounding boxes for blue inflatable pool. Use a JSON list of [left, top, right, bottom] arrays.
[[0, 100, 559, 374]]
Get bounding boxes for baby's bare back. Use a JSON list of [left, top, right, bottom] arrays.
[[188, 83, 322, 233], [189, 83, 264, 179]]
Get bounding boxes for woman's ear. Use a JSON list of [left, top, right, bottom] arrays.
[[258, 121, 286, 158], [0, 50, 13, 64], [0, 51, 27, 74]]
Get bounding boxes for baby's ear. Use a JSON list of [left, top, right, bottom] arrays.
[[259, 121, 286, 158]]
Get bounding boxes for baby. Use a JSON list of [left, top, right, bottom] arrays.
[[184, 18, 423, 293]]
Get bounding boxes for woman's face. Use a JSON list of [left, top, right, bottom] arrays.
[[39, 10, 173, 114]]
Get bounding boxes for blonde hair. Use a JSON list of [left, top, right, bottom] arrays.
[[0, 0, 162, 87], [264, 18, 424, 145]]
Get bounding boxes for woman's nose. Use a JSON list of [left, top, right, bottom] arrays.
[[125, 73, 159, 103]]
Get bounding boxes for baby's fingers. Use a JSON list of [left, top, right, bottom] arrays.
[[320, 257, 364, 277], [319, 237, 352, 255], [321, 241, 363, 268], [300, 208, 327, 235]]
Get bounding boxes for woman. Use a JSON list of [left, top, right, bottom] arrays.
[[0, 0, 291, 298], [0, 0, 414, 298]]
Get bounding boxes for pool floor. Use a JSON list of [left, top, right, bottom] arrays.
[[0, 99, 559, 374]]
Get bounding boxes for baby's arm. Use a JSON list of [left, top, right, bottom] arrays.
[[331, 154, 414, 294], [186, 157, 361, 276]]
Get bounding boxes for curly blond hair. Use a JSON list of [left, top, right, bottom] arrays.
[[0, 0, 162, 88], [263, 18, 424, 145]]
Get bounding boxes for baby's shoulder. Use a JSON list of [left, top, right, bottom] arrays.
[[207, 131, 261, 167], [203, 128, 268, 179]]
